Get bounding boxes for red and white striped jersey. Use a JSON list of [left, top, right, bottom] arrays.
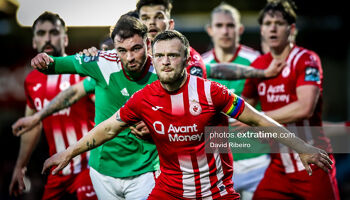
[[242, 45, 332, 174], [24, 70, 95, 176], [120, 75, 244, 199]]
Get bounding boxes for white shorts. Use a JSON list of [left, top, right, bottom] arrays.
[[233, 154, 270, 193], [89, 167, 158, 200]]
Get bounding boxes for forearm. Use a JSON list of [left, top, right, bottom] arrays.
[[66, 113, 127, 159], [238, 103, 310, 153], [265, 101, 310, 124], [37, 84, 85, 120], [210, 63, 265, 80], [15, 124, 42, 168]]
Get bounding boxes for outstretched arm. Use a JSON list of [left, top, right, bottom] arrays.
[[209, 59, 285, 80], [236, 103, 332, 176], [42, 110, 128, 175], [9, 106, 42, 196], [12, 81, 88, 136]]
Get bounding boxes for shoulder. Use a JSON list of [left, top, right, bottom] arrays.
[[201, 49, 214, 64], [25, 70, 46, 83], [292, 46, 321, 69], [238, 45, 261, 61], [99, 49, 119, 62]]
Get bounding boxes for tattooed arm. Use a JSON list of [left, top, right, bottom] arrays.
[[209, 59, 285, 80], [42, 110, 128, 175], [12, 81, 89, 136]]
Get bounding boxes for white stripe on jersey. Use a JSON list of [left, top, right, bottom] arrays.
[[293, 50, 307, 70], [46, 75, 59, 95], [204, 81, 213, 106], [53, 129, 71, 175], [201, 51, 214, 64], [171, 93, 185, 115], [196, 152, 213, 198], [188, 76, 199, 103], [74, 74, 80, 83], [238, 47, 260, 63], [97, 56, 122, 85], [178, 155, 196, 197], [66, 126, 82, 174], [294, 152, 305, 171], [286, 47, 300, 65], [213, 150, 228, 196]]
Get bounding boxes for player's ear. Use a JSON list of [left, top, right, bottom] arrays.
[[168, 19, 175, 30], [239, 24, 245, 36], [64, 34, 69, 47], [32, 37, 37, 50], [206, 24, 213, 37]]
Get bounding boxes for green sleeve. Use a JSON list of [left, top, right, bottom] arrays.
[[83, 77, 96, 94], [43, 55, 104, 82]]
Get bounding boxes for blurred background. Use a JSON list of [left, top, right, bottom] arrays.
[[0, 0, 349, 199]]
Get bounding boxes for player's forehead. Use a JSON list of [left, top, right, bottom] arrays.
[[114, 34, 145, 49], [211, 12, 236, 25], [153, 38, 183, 54], [262, 11, 286, 23], [139, 5, 167, 16], [34, 20, 62, 32]]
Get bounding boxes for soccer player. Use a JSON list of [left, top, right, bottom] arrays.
[[241, 1, 340, 199], [28, 15, 160, 200], [136, 0, 207, 78], [202, 3, 271, 199], [39, 30, 333, 200], [9, 12, 97, 200]]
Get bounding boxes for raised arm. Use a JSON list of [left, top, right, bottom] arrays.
[[9, 106, 42, 196], [209, 59, 285, 80], [236, 102, 332, 176], [42, 110, 128, 175], [12, 81, 90, 136]]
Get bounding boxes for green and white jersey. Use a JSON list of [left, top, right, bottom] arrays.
[[202, 44, 260, 97], [202, 45, 267, 161], [47, 50, 159, 178]]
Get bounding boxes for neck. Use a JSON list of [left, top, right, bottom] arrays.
[[214, 45, 237, 62], [161, 71, 187, 92], [270, 42, 294, 60]]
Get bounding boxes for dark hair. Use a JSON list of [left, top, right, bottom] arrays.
[[32, 11, 67, 33], [125, 9, 139, 18], [136, 0, 173, 15], [110, 15, 148, 41], [152, 30, 189, 58], [258, 0, 297, 25]]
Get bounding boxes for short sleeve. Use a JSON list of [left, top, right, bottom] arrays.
[[119, 89, 143, 124], [296, 52, 322, 88], [210, 81, 245, 119], [83, 76, 96, 94]]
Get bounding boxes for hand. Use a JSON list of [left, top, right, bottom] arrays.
[[78, 46, 99, 56], [298, 145, 333, 176], [9, 167, 28, 197], [31, 53, 54, 70], [264, 59, 286, 78], [12, 114, 40, 136], [130, 121, 151, 140], [42, 150, 71, 175]]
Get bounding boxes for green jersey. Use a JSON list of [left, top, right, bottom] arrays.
[[202, 45, 268, 161], [46, 50, 159, 178]]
